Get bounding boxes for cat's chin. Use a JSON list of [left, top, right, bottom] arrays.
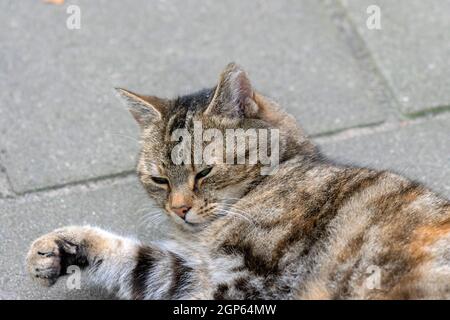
[[175, 220, 208, 233]]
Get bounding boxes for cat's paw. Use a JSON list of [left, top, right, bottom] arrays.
[[26, 232, 77, 287]]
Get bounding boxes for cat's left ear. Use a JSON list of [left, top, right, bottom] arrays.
[[115, 88, 166, 128], [204, 63, 259, 118]]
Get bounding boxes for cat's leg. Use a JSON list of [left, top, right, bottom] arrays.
[[26, 226, 207, 299]]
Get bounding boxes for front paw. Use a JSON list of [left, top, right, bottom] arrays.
[[26, 232, 78, 287]]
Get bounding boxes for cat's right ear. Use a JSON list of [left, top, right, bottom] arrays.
[[204, 63, 259, 118], [115, 88, 165, 128]]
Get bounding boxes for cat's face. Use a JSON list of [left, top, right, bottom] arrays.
[[136, 113, 266, 232], [117, 63, 297, 232]]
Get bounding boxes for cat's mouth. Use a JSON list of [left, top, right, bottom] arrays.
[[184, 220, 199, 226], [183, 212, 210, 227], [180, 219, 210, 232], [170, 202, 239, 230], [180, 209, 221, 231]]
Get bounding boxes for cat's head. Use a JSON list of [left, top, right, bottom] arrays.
[[116, 63, 309, 232]]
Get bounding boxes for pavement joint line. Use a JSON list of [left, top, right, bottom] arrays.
[[313, 115, 434, 144], [402, 104, 450, 119], [0, 170, 137, 205], [313, 122, 395, 144], [310, 120, 385, 139], [0, 169, 16, 198], [0, 153, 16, 199]]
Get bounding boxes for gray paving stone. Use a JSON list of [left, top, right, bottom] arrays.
[[341, 0, 450, 114], [0, 176, 173, 299], [318, 115, 450, 198], [0, 0, 391, 193]]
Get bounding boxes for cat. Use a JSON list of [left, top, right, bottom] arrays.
[[26, 63, 450, 299]]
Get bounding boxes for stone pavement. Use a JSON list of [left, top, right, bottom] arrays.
[[0, 0, 449, 299]]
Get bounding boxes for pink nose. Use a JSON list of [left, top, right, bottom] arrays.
[[171, 206, 191, 219]]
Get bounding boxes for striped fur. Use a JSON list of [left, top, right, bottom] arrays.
[[27, 63, 450, 299]]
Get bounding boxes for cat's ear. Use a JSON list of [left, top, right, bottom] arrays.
[[204, 63, 259, 118], [115, 88, 166, 127]]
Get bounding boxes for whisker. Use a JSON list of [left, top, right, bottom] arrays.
[[107, 132, 141, 144], [216, 203, 252, 216], [134, 204, 160, 215], [218, 197, 253, 202], [137, 210, 164, 219], [140, 213, 165, 228], [219, 207, 253, 219], [215, 209, 255, 226], [137, 210, 165, 226], [217, 197, 254, 207]]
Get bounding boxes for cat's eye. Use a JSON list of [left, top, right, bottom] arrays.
[[151, 176, 169, 185], [195, 167, 212, 180]]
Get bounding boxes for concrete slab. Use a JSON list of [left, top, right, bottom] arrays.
[[341, 0, 450, 114]]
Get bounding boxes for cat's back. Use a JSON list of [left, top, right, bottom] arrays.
[[203, 161, 450, 299], [293, 165, 450, 299]]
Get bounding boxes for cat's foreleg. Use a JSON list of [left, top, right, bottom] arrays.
[[26, 226, 206, 299]]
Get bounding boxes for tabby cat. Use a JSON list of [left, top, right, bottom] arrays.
[[27, 63, 450, 299]]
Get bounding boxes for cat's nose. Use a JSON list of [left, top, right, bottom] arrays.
[[171, 205, 191, 219]]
